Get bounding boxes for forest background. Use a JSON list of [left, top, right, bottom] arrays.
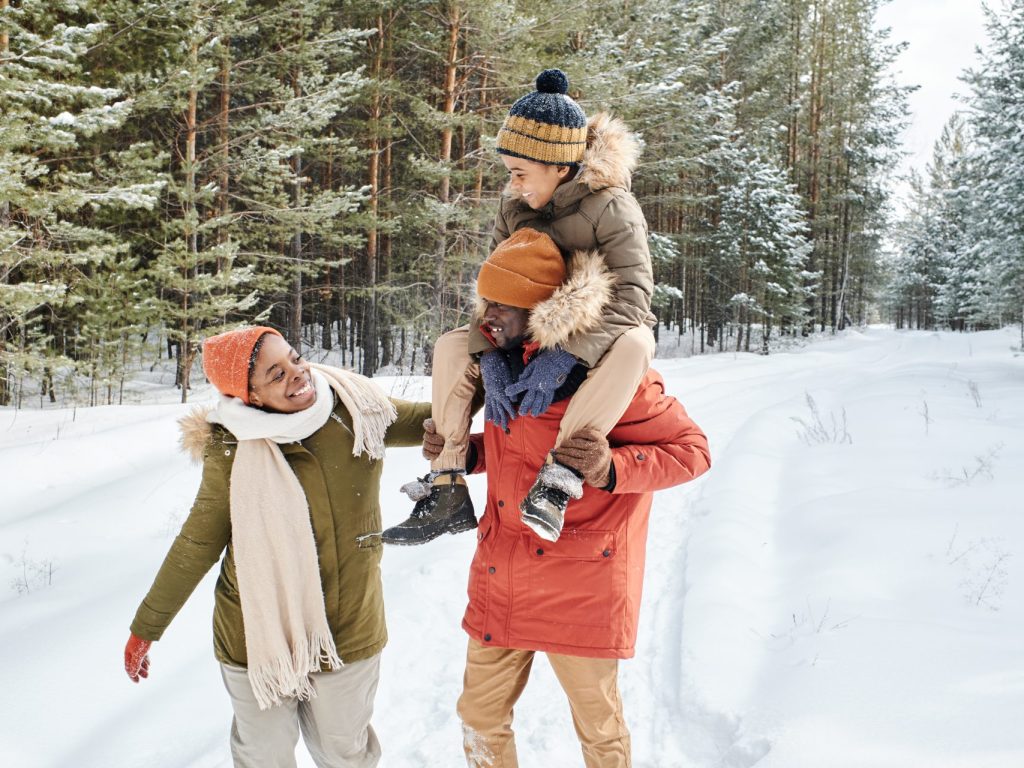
[[2, 0, 1022, 407]]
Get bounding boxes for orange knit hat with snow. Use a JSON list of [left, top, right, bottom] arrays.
[[201, 326, 282, 403], [476, 228, 566, 309]]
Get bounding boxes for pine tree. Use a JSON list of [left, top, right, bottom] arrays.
[[0, 0, 159, 405], [718, 150, 812, 351], [963, 0, 1024, 339]]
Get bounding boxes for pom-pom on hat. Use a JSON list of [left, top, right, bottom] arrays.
[[476, 228, 567, 309], [496, 69, 587, 166], [202, 326, 282, 404]]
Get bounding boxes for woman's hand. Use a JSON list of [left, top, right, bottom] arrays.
[[124, 633, 152, 683]]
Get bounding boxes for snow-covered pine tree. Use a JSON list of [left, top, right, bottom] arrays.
[[962, 0, 1024, 341], [0, 0, 159, 406], [565, 0, 747, 350], [889, 170, 944, 329], [374, 0, 545, 374], [719, 150, 812, 352], [132, 0, 260, 401], [929, 115, 985, 330], [229, 0, 372, 355]]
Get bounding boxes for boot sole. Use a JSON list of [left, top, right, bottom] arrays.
[[382, 515, 478, 546]]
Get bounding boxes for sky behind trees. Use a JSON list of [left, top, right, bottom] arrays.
[[878, 0, 987, 202]]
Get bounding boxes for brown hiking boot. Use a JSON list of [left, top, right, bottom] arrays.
[[382, 470, 477, 545]]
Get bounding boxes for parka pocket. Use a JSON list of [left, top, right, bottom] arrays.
[[467, 514, 495, 609], [476, 513, 494, 544], [355, 531, 382, 550], [522, 529, 619, 629], [353, 509, 383, 550]]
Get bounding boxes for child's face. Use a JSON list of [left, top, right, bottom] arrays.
[[501, 156, 573, 210]]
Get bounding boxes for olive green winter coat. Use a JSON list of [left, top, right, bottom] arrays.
[[468, 112, 656, 367], [130, 396, 430, 668]]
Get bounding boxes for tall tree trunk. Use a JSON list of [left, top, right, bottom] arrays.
[[787, 0, 803, 177], [289, 69, 304, 350], [0, 0, 10, 404], [361, 14, 385, 376], [178, 40, 200, 404], [216, 48, 230, 272], [322, 150, 335, 351], [379, 13, 396, 369], [806, 0, 825, 331], [433, 4, 461, 345]]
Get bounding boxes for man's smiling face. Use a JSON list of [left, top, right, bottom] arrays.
[[481, 301, 530, 350]]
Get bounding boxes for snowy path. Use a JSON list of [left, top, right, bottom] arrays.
[[2, 328, 1023, 767]]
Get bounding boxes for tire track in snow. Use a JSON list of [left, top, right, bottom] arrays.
[[631, 347, 858, 766]]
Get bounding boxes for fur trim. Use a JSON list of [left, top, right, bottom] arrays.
[[474, 294, 490, 323], [529, 250, 615, 350], [578, 113, 641, 191], [179, 406, 214, 463]]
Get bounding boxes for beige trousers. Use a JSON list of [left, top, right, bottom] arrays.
[[456, 638, 631, 768], [431, 325, 655, 471], [220, 655, 382, 768]]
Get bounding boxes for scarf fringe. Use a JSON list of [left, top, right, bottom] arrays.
[[310, 363, 397, 460], [248, 631, 344, 711]]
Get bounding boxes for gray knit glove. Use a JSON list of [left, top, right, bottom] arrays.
[[480, 351, 517, 430], [505, 348, 577, 417]]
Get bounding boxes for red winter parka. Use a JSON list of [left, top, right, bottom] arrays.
[[463, 369, 711, 659]]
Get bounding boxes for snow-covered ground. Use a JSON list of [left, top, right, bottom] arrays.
[[2, 327, 1022, 768]]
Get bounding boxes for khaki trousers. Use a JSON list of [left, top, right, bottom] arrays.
[[456, 639, 631, 768], [220, 654, 382, 768], [430, 325, 655, 471]]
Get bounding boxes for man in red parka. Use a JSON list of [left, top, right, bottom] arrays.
[[421, 228, 711, 767]]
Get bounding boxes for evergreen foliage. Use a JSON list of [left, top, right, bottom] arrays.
[[5, 0, 996, 406], [889, 1, 1024, 340]]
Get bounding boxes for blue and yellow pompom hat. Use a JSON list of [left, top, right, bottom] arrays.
[[495, 69, 588, 166]]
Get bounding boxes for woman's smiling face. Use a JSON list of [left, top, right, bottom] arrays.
[[247, 333, 316, 413]]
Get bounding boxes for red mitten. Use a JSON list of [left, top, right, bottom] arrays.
[[124, 633, 152, 683]]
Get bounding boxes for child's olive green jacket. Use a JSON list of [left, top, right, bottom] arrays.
[[130, 396, 430, 668]]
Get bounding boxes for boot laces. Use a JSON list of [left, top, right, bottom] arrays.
[[408, 469, 466, 518]]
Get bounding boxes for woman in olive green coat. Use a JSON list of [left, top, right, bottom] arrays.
[[123, 326, 430, 768]]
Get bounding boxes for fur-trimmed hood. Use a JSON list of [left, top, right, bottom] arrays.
[[179, 406, 216, 463], [577, 113, 641, 192], [475, 249, 615, 351]]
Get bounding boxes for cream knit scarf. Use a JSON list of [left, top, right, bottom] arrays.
[[207, 363, 397, 710]]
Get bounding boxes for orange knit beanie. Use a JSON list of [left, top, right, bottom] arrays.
[[201, 326, 282, 403], [476, 228, 566, 309]]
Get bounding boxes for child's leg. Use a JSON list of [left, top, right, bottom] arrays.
[[519, 326, 655, 542], [554, 325, 656, 445], [383, 326, 479, 546], [431, 325, 480, 471]]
